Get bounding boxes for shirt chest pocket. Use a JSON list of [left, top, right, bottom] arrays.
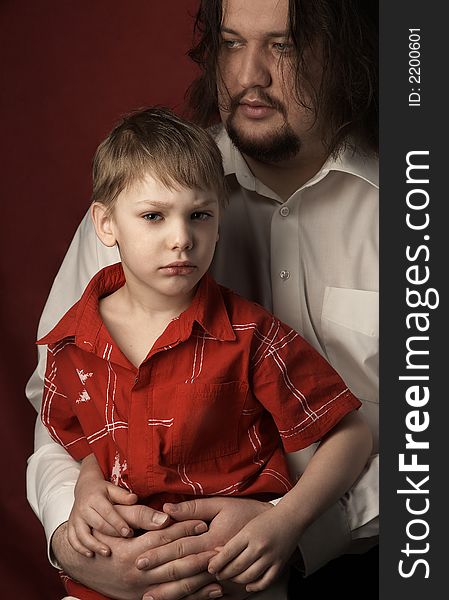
[[321, 287, 378, 405], [163, 381, 248, 465]]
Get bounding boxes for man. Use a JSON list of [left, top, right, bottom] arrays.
[[26, 1, 378, 599]]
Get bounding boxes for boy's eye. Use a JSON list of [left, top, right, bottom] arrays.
[[143, 213, 162, 222], [191, 212, 212, 221]]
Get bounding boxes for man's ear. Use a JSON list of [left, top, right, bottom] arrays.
[[91, 202, 117, 247]]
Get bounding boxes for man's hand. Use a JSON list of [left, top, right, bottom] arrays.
[[52, 504, 209, 600], [136, 497, 272, 600]]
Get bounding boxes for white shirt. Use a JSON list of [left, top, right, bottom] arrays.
[[26, 125, 379, 575]]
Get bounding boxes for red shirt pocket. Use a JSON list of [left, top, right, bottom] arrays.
[[169, 381, 248, 464]]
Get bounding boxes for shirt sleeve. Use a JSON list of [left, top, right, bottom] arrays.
[[284, 450, 379, 575], [26, 419, 79, 567], [25, 211, 119, 562], [41, 345, 92, 461], [252, 317, 376, 573], [251, 317, 362, 452]]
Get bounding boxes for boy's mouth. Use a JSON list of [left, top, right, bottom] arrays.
[[160, 261, 197, 275]]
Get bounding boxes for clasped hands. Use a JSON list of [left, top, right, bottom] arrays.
[[63, 491, 296, 600]]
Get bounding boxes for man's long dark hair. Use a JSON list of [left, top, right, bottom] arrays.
[[185, 0, 378, 157]]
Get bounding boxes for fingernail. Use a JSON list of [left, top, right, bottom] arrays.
[[143, 596, 154, 600], [121, 527, 131, 537], [164, 502, 176, 512], [100, 548, 110, 556], [136, 558, 150, 570], [209, 590, 223, 599], [152, 512, 169, 525], [194, 522, 207, 534], [208, 565, 216, 574]]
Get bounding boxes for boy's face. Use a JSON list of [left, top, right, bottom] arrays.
[[94, 174, 219, 306]]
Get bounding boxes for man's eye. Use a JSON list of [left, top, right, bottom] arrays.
[[143, 213, 162, 222], [222, 39, 240, 49], [191, 212, 211, 221], [273, 42, 293, 54]]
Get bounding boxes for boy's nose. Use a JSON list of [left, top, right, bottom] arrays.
[[171, 223, 193, 251]]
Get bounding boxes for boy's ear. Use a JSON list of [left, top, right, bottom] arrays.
[[91, 202, 117, 247]]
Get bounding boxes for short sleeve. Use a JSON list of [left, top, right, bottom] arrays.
[[250, 318, 361, 452], [41, 345, 91, 461]]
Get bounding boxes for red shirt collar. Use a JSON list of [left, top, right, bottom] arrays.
[[38, 263, 236, 354]]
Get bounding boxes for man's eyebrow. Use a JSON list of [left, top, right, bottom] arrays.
[[220, 27, 239, 35], [220, 26, 290, 38]]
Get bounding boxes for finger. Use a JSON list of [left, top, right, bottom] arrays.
[[81, 507, 122, 537], [142, 572, 221, 600], [67, 522, 93, 557], [135, 522, 209, 568], [92, 520, 207, 558], [208, 538, 249, 576], [136, 529, 209, 570], [115, 504, 170, 530], [93, 497, 134, 537], [89, 520, 121, 537], [163, 498, 223, 522], [246, 565, 280, 593], [137, 550, 215, 583], [68, 521, 111, 557], [106, 483, 138, 506], [230, 557, 268, 585], [213, 546, 263, 581]]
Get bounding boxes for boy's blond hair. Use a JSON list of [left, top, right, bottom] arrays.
[[92, 107, 227, 213]]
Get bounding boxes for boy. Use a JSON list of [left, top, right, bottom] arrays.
[[39, 107, 372, 599]]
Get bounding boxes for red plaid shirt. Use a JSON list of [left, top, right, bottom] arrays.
[[39, 263, 360, 507]]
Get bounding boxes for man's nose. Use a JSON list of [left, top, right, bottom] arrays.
[[237, 47, 272, 89]]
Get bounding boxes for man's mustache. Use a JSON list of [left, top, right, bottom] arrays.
[[227, 89, 287, 119]]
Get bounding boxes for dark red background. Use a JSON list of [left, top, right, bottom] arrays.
[[1, 2, 198, 597]]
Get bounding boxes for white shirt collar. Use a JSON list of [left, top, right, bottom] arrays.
[[214, 124, 379, 200]]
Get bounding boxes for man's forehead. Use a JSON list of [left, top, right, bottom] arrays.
[[221, 0, 289, 34]]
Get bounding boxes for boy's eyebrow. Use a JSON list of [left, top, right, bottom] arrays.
[[220, 26, 290, 38], [192, 198, 218, 207], [135, 198, 217, 209], [135, 199, 171, 209]]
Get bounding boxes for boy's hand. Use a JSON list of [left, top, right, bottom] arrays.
[[68, 453, 139, 557], [207, 507, 299, 593]]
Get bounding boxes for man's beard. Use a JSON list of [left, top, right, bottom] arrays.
[[227, 119, 301, 163], [224, 90, 301, 163]]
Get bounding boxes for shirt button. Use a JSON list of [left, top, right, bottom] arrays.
[[279, 270, 290, 281], [280, 206, 290, 217]]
